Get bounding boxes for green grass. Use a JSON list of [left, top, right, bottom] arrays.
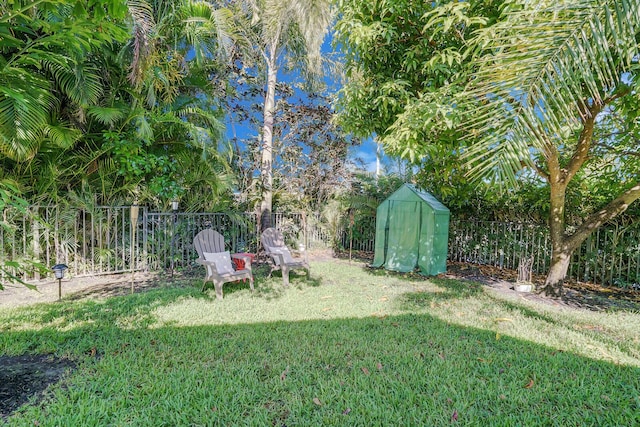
[[1, 260, 640, 426]]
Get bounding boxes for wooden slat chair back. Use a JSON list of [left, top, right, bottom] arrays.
[[194, 229, 226, 256], [193, 229, 253, 299], [260, 227, 310, 286]]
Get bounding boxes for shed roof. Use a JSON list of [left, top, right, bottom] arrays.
[[387, 184, 449, 213]]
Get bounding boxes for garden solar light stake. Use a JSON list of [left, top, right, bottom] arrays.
[[52, 264, 68, 301]]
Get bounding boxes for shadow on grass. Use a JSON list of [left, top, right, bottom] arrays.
[[399, 277, 483, 308], [361, 265, 430, 282], [217, 264, 321, 301], [1, 312, 639, 425]]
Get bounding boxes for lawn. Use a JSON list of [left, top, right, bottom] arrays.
[[1, 260, 639, 426]]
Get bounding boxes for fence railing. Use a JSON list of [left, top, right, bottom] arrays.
[[447, 220, 640, 287], [448, 221, 551, 273], [144, 212, 259, 272], [337, 216, 376, 252], [3, 205, 640, 288], [335, 218, 640, 288], [1, 206, 147, 280], [1, 207, 327, 282]]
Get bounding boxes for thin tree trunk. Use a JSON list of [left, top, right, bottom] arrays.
[[375, 139, 381, 178], [541, 148, 569, 296], [542, 203, 573, 297], [259, 54, 278, 230]]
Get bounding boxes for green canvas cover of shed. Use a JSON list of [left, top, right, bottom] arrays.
[[372, 184, 450, 275]]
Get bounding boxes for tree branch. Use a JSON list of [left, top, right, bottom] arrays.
[[564, 103, 600, 183], [565, 86, 632, 182], [530, 161, 549, 182], [567, 183, 640, 250]]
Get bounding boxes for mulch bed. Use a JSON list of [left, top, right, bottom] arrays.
[[445, 261, 640, 312], [0, 354, 76, 420]]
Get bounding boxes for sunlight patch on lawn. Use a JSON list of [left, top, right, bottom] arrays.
[[152, 262, 439, 327], [155, 260, 640, 367], [422, 295, 640, 367]]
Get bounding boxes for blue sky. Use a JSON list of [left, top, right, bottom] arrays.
[[351, 137, 381, 172], [221, 33, 387, 174]]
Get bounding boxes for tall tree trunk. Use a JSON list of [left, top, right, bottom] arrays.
[[540, 103, 597, 297], [544, 249, 571, 297], [542, 235, 573, 297], [375, 138, 382, 178], [540, 145, 569, 296], [259, 54, 278, 230], [540, 99, 639, 296]]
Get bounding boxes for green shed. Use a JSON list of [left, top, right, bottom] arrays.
[[372, 184, 450, 275]]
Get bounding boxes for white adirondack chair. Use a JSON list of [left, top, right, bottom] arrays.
[[193, 229, 253, 299], [260, 227, 309, 286]]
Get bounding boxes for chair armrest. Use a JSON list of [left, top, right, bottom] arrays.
[[269, 252, 286, 266]]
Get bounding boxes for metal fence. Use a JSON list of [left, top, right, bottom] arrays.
[[4, 205, 640, 288], [1, 205, 146, 280], [448, 220, 640, 287], [144, 212, 258, 272], [1, 207, 328, 282], [448, 221, 551, 273], [336, 217, 640, 288], [337, 216, 376, 252], [568, 222, 640, 287]]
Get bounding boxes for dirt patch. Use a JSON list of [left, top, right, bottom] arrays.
[[0, 271, 172, 310], [0, 354, 76, 420], [444, 261, 640, 312]]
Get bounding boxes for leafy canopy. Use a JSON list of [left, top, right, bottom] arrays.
[[466, 0, 640, 185], [0, 0, 129, 161]]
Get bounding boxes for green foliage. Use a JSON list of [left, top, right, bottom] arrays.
[[0, 180, 27, 219], [460, 0, 640, 291], [0, 0, 236, 211], [0, 0, 129, 161], [102, 130, 183, 201], [335, 0, 502, 156], [328, 173, 404, 249], [338, 0, 640, 292], [335, 0, 504, 206], [466, 0, 640, 184]]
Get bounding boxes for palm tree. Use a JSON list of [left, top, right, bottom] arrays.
[[0, 0, 129, 162], [1, 0, 235, 209], [229, 0, 333, 228], [466, 0, 640, 295]]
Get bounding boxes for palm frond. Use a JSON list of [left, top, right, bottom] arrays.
[[466, 0, 640, 184], [176, 106, 225, 133], [43, 59, 104, 107], [0, 70, 55, 160], [87, 106, 127, 125], [44, 123, 82, 149], [127, 0, 156, 86], [183, 2, 236, 62], [135, 114, 154, 142], [290, 0, 333, 76]]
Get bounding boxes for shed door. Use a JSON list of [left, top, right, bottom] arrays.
[[384, 201, 419, 272]]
